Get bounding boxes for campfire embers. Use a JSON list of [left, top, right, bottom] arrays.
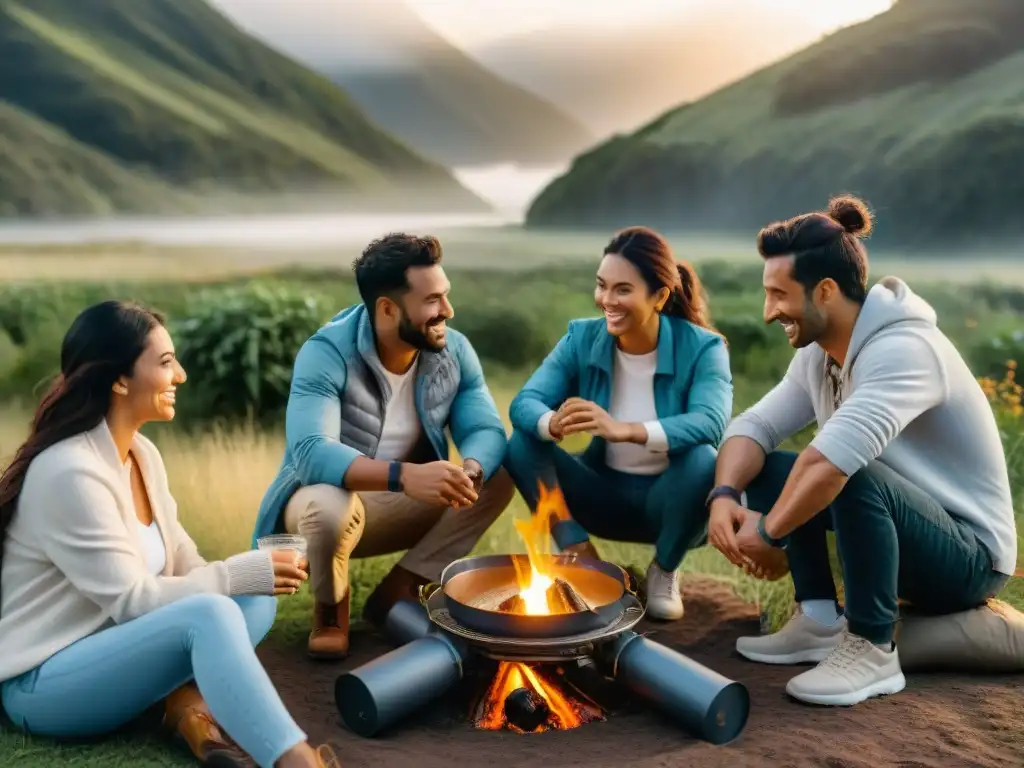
[[474, 661, 602, 733]]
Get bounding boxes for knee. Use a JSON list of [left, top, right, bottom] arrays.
[[232, 594, 278, 646], [667, 443, 718, 494], [480, 467, 515, 515], [176, 593, 249, 639], [832, 462, 887, 514], [504, 428, 544, 473], [291, 484, 364, 550], [678, 443, 718, 477], [745, 450, 799, 513]]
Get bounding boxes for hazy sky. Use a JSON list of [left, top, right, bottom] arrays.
[[405, 0, 894, 46]]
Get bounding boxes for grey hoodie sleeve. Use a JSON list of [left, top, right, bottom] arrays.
[[810, 332, 947, 476], [721, 352, 816, 454]]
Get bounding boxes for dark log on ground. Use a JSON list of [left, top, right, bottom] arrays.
[[503, 687, 550, 732]]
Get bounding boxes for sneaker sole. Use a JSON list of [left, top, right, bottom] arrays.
[[645, 599, 684, 621], [735, 645, 837, 665], [646, 609, 685, 621], [786, 671, 907, 707]]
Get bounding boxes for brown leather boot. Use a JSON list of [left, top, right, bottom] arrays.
[[315, 743, 342, 766], [308, 591, 350, 660], [362, 564, 430, 631], [164, 687, 254, 767]]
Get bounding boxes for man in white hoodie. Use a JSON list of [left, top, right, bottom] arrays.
[[707, 195, 1017, 707]]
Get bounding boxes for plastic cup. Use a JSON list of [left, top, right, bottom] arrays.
[[257, 534, 308, 561]]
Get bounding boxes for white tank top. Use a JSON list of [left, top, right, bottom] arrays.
[[123, 455, 167, 576], [136, 518, 167, 576]]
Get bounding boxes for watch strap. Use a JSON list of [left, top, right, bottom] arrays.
[[757, 514, 784, 548], [705, 485, 742, 510], [387, 461, 404, 493]]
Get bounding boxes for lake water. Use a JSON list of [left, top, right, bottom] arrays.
[[0, 164, 566, 247]]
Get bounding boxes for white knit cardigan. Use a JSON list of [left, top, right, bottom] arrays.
[[0, 419, 275, 682]]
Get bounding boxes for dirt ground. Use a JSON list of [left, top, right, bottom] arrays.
[[258, 576, 1024, 768]]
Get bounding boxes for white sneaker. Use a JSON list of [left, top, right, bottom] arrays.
[[645, 561, 683, 620], [736, 609, 847, 665], [785, 633, 906, 706]]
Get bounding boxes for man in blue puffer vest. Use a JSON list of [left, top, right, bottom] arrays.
[[254, 233, 514, 659]]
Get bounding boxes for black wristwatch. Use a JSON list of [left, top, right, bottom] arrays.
[[387, 461, 404, 493], [757, 514, 785, 549], [705, 485, 742, 510]]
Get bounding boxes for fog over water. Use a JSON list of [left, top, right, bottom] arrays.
[[0, 164, 566, 248]]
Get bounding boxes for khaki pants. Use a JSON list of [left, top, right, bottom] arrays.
[[283, 468, 515, 604]]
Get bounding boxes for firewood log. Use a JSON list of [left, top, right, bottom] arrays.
[[497, 594, 526, 614], [547, 577, 592, 614]]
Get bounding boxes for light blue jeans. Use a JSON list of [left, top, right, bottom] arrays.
[[1, 594, 306, 768]]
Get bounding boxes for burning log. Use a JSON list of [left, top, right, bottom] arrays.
[[548, 577, 592, 614], [495, 577, 592, 615], [497, 594, 526, 613], [503, 687, 550, 732]]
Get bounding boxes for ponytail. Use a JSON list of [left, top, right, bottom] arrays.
[[662, 262, 722, 338]]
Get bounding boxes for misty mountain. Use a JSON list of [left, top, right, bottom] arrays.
[[526, 0, 1024, 249], [211, 0, 595, 167], [471, 5, 838, 137], [0, 0, 483, 218]]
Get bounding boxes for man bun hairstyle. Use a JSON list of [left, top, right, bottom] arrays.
[[757, 194, 873, 304], [828, 195, 873, 237]]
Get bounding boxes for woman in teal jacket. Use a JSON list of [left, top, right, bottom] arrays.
[[505, 226, 733, 621]]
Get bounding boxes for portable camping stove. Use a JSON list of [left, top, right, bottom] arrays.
[[335, 554, 750, 744]]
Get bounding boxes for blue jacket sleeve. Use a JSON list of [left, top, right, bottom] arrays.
[[658, 336, 734, 453], [448, 336, 508, 480], [284, 337, 362, 487], [508, 324, 579, 436]]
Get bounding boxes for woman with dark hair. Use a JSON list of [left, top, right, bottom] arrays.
[[0, 302, 338, 767], [504, 226, 734, 621]]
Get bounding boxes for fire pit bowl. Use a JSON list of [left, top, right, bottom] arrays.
[[438, 554, 632, 639]]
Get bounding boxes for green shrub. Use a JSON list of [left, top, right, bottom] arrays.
[[969, 330, 1024, 380], [172, 282, 332, 424], [450, 304, 553, 370], [968, 283, 1024, 315], [0, 283, 94, 345], [715, 315, 771, 354], [697, 260, 764, 297]]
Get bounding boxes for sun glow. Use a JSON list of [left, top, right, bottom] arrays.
[[408, 0, 894, 46]]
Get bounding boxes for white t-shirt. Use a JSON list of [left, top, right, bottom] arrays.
[[136, 519, 167, 576], [122, 459, 167, 576], [537, 348, 670, 476], [373, 359, 423, 462], [604, 349, 670, 475]]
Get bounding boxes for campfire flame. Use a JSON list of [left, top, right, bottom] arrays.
[[507, 481, 582, 616], [511, 484, 556, 614], [476, 661, 594, 732], [475, 481, 603, 734]]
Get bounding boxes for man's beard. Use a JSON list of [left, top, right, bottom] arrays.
[[792, 300, 828, 348], [398, 312, 445, 352]]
